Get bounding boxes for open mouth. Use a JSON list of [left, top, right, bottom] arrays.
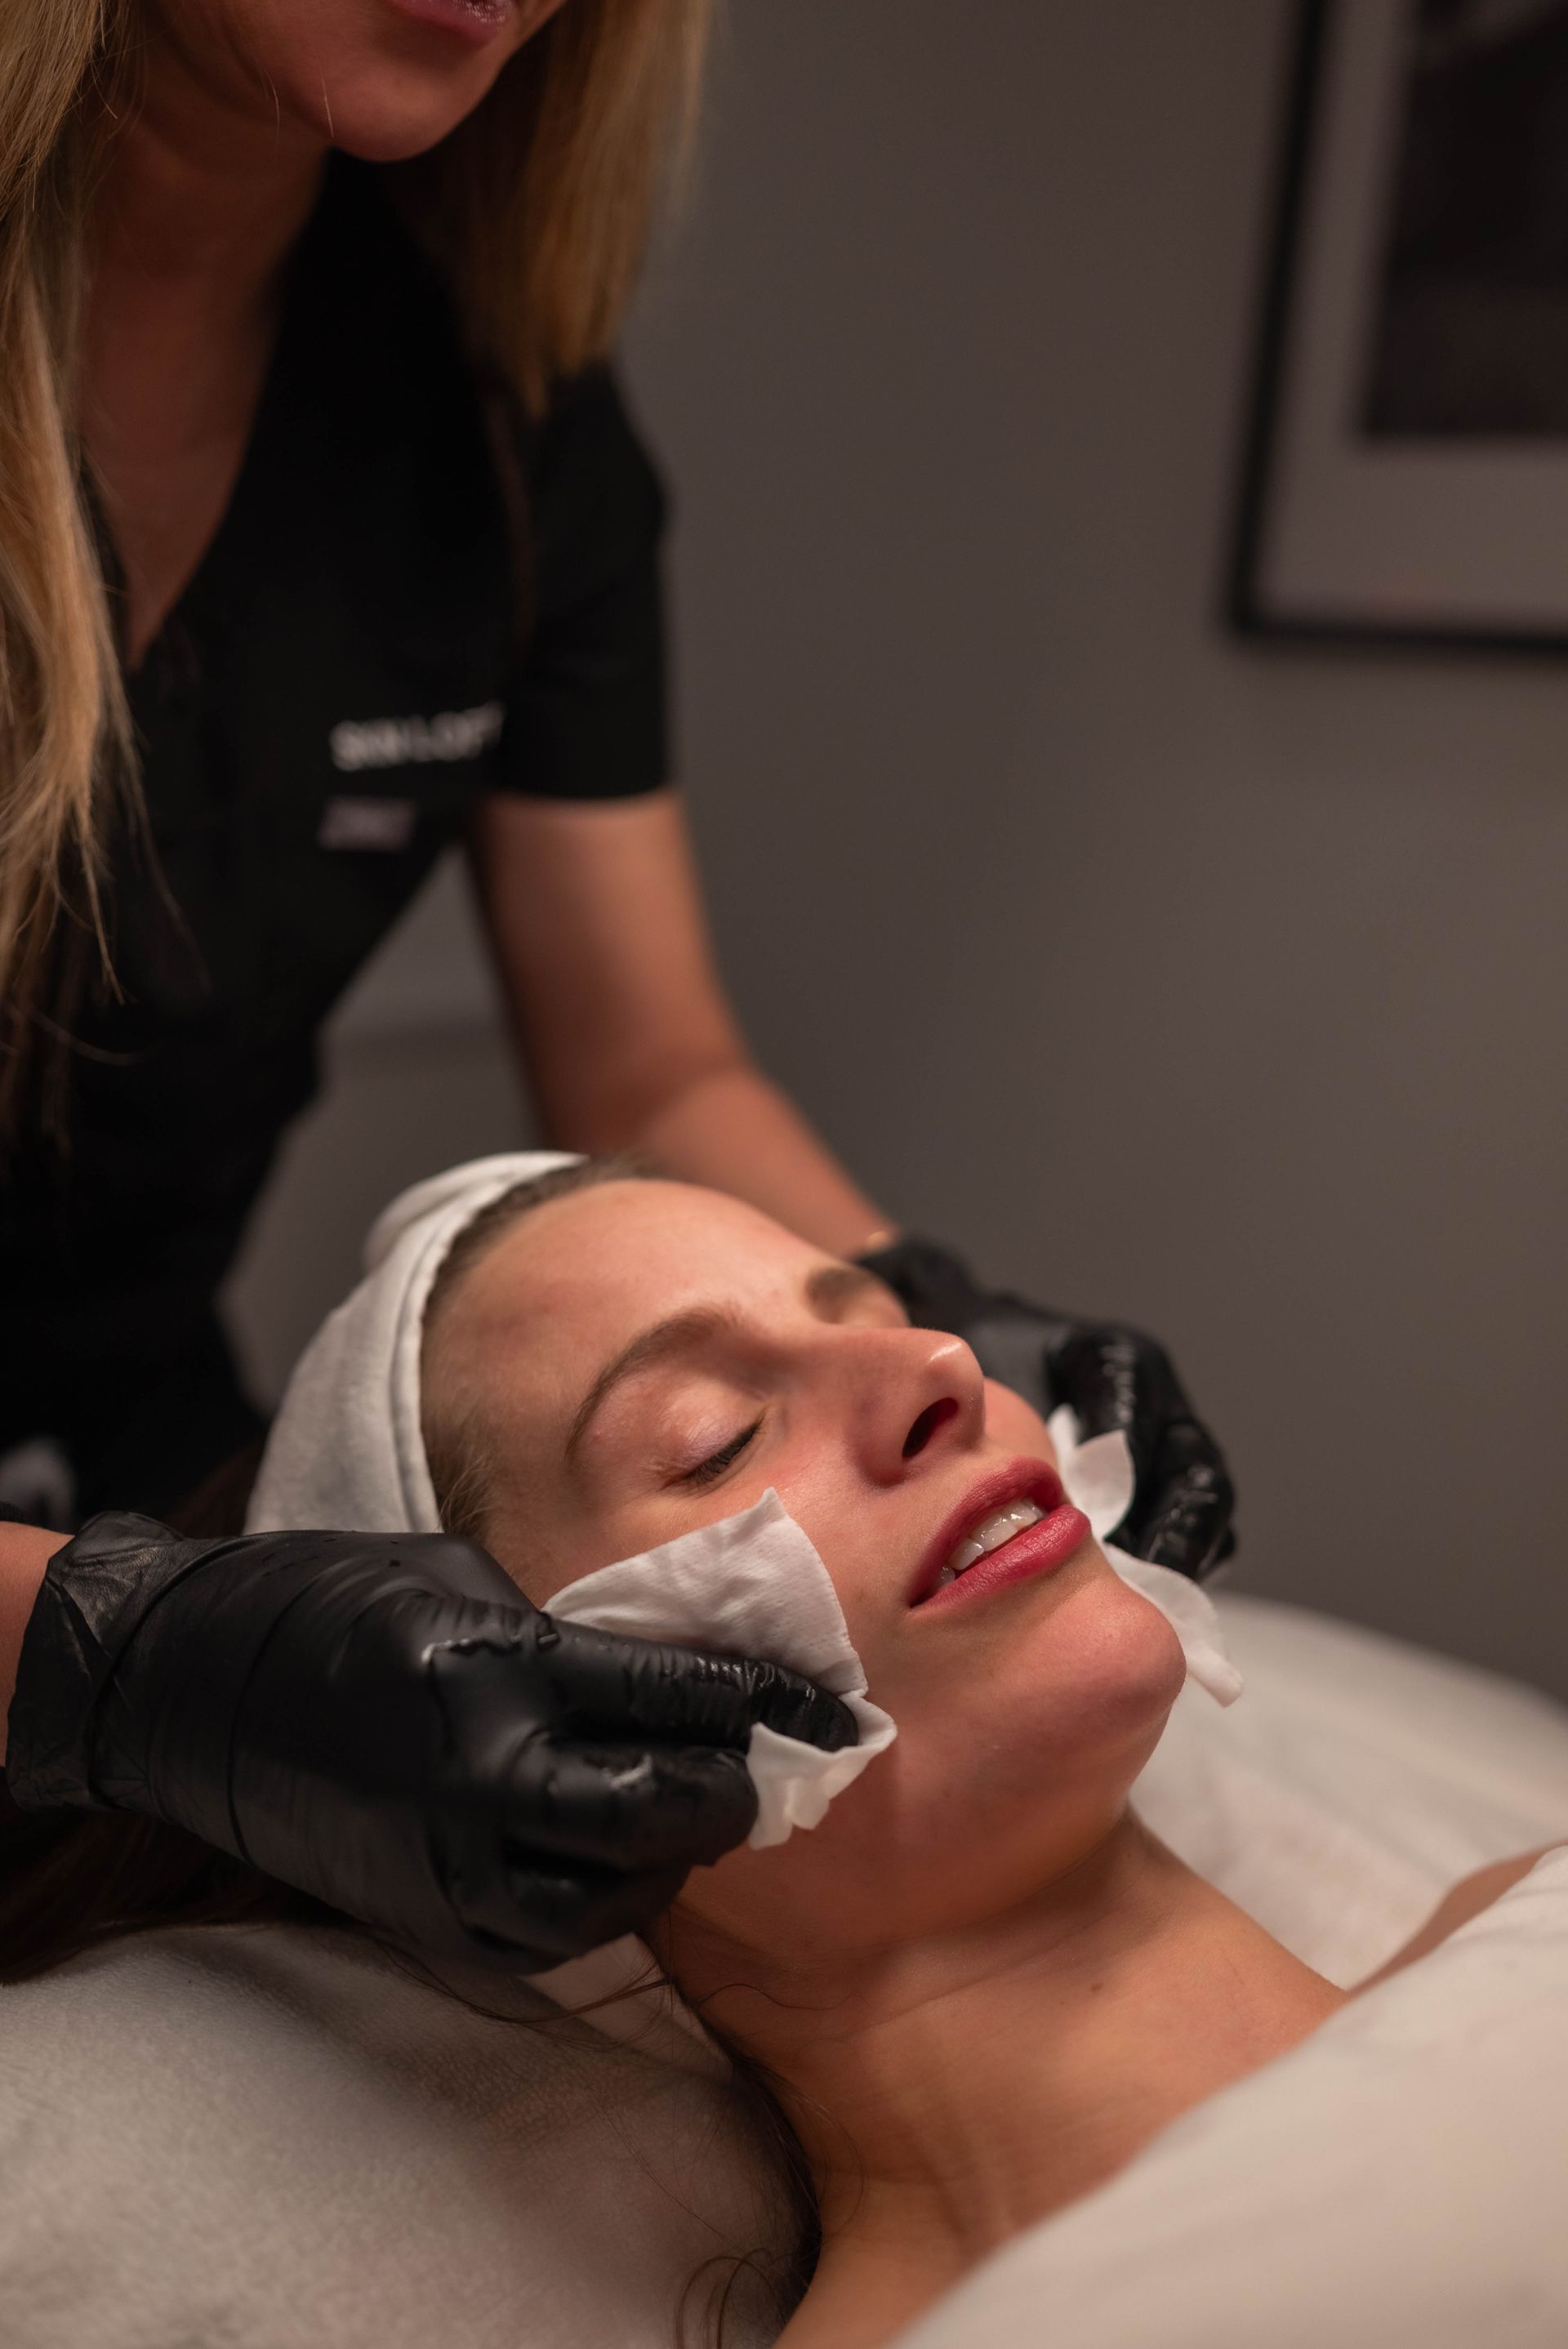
[[931, 1496, 1049, 1590], [910, 1460, 1075, 1607]]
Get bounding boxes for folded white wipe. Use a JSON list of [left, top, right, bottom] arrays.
[[248, 1150, 1240, 1852], [550, 1491, 896, 1848], [1047, 1407, 1244, 1710]]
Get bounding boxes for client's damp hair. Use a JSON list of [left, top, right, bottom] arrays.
[[0, 1153, 821, 2347]]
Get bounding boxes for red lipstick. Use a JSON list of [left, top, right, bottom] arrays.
[[909, 1457, 1078, 1608], [914, 1499, 1091, 1614]]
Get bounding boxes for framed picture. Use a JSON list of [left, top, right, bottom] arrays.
[[1231, 0, 1568, 649]]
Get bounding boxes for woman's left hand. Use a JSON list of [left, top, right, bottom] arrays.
[[857, 1236, 1236, 1583]]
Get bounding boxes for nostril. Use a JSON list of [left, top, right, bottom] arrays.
[[902, 1397, 958, 1460]]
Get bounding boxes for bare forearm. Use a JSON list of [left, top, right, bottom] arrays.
[[469, 794, 893, 1255], [0, 1524, 67, 1764], [624, 1060, 893, 1259]]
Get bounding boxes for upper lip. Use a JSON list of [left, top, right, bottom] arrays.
[[908, 1456, 1067, 1607]]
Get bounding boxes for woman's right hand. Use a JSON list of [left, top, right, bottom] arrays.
[[3, 1514, 855, 1968]]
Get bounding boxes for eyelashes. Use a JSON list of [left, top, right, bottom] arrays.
[[679, 1418, 764, 1488]]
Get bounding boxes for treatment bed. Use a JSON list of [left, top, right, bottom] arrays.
[[2, 1586, 1566, 2347]]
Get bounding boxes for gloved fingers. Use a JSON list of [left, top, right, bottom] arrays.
[[500, 1737, 760, 1873], [855, 1235, 988, 1331], [1043, 1323, 1146, 1444], [1135, 1460, 1235, 1582], [1045, 1326, 1236, 1581], [724, 1655, 859, 1749], [451, 1851, 693, 1969], [538, 1615, 857, 1754], [853, 1242, 1240, 1586], [1113, 1418, 1236, 1583]]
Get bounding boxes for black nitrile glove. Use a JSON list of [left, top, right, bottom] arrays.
[[858, 1237, 1235, 1582], [5, 1514, 856, 1968]]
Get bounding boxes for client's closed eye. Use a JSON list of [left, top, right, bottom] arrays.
[[681, 1419, 764, 1487]]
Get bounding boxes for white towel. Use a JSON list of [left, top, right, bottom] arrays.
[[247, 1151, 577, 1534]]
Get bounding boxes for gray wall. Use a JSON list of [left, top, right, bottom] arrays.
[[227, 0, 1568, 1698]]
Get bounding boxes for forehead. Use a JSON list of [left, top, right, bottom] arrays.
[[439, 1180, 824, 1419]]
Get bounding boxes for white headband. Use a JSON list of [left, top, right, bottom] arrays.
[[246, 1152, 580, 1535]]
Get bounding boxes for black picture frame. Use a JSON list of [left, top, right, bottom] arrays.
[[1230, 0, 1568, 654]]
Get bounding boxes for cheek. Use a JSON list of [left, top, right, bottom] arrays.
[[680, 1564, 1187, 1959]]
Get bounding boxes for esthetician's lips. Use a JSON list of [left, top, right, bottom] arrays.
[[909, 1457, 1091, 1615], [385, 0, 516, 46]]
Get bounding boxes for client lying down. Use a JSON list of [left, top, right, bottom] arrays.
[[6, 1157, 1560, 2349], [404, 1159, 1561, 2347]]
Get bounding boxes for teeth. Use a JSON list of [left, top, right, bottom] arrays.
[[942, 1499, 1045, 1580]]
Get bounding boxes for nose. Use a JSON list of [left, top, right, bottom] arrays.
[[826, 1322, 987, 1485]]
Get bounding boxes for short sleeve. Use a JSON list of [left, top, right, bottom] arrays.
[[494, 365, 670, 800]]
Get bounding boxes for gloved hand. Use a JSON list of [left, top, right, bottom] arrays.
[[858, 1236, 1235, 1581], [4, 1514, 855, 1969]]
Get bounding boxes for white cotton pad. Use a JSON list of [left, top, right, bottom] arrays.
[[1047, 1406, 1244, 1708], [548, 1490, 898, 1848]]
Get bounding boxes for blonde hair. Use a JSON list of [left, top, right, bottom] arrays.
[[0, 0, 710, 1134]]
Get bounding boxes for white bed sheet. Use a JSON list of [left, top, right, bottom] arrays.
[[897, 1842, 1568, 2349], [1136, 1589, 1568, 1981]]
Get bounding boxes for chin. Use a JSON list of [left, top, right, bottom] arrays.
[[1079, 1571, 1187, 1721], [312, 71, 499, 160], [261, 22, 513, 163], [992, 1566, 1189, 1782]]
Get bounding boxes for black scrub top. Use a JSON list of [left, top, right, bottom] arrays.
[[0, 155, 669, 1522]]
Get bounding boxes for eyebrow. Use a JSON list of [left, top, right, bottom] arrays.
[[563, 1260, 899, 1464]]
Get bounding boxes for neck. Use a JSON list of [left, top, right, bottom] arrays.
[[90, 25, 327, 307], [684, 1816, 1348, 2349], [78, 27, 333, 661]]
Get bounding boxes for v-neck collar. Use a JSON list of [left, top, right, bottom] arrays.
[[123, 154, 386, 696]]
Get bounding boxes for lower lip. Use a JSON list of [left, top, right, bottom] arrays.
[[915, 1503, 1093, 1614], [385, 0, 516, 45]]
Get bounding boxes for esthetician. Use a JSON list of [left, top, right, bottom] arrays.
[[0, 0, 1233, 1967]]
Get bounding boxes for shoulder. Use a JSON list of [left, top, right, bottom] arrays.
[[1354, 1841, 1568, 1990]]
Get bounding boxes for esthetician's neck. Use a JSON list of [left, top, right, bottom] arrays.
[[91, 29, 326, 300], [700, 1815, 1350, 2349]]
